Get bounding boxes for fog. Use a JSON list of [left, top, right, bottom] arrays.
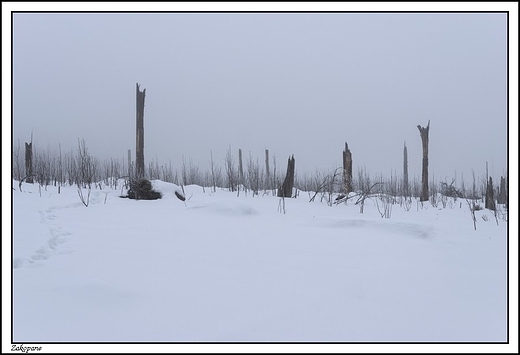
[[11, 11, 509, 183]]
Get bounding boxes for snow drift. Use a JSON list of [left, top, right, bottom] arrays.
[[11, 180, 508, 342]]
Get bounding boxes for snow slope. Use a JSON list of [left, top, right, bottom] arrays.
[[11, 180, 508, 343]]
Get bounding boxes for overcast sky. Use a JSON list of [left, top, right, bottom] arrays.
[[11, 10, 510, 183]]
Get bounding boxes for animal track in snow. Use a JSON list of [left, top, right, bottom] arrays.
[[15, 204, 77, 269]]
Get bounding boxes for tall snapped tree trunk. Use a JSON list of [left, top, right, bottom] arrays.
[[403, 141, 409, 196], [238, 148, 244, 191], [485, 176, 496, 210], [417, 120, 430, 202], [278, 155, 295, 198], [498, 176, 506, 204], [127, 149, 132, 180], [136, 83, 146, 179], [25, 141, 33, 183], [342, 142, 353, 194], [265, 149, 270, 190]]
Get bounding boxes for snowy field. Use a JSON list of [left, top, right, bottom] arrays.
[[9, 179, 510, 347]]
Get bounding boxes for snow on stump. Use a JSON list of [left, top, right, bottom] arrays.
[[126, 179, 162, 200]]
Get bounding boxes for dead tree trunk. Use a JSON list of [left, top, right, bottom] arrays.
[[136, 83, 146, 179], [238, 148, 244, 192], [342, 142, 353, 194], [25, 141, 33, 183], [403, 141, 409, 196], [225, 147, 236, 192], [485, 176, 496, 210], [127, 149, 132, 180], [278, 155, 295, 198], [417, 120, 430, 202], [498, 176, 506, 204], [265, 149, 270, 190]]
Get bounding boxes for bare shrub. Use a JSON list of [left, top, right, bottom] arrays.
[[403, 196, 412, 211], [429, 178, 438, 208], [75, 139, 98, 207], [224, 147, 237, 192], [466, 198, 481, 230], [246, 153, 261, 196], [376, 193, 393, 218]]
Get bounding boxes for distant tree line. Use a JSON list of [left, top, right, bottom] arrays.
[[12, 137, 508, 217]]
